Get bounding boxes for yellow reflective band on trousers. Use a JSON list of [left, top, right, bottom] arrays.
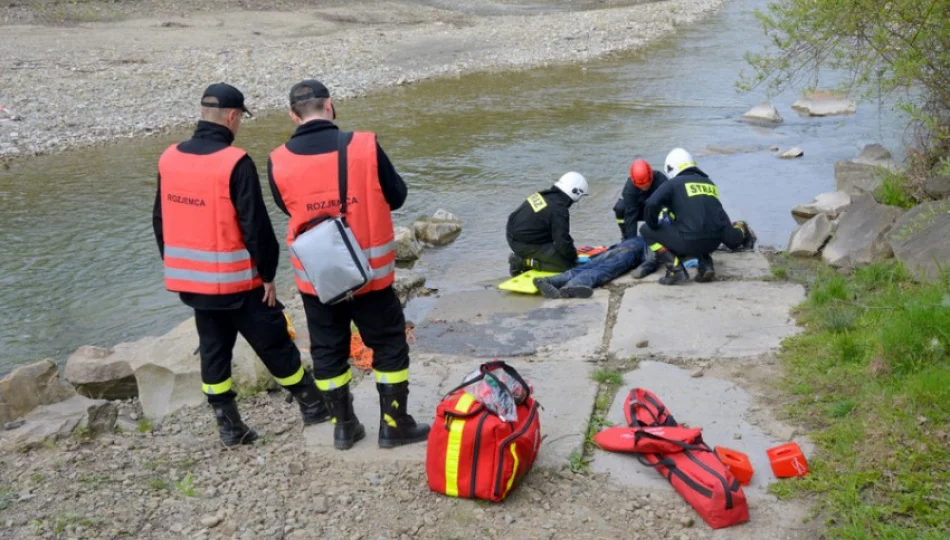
[[504, 443, 521, 497], [316, 369, 352, 391], [616, 218, 625, 224], [202, 378, 232, 395], [445, 393, 476, 497], [375, 368, 409, 384], [274, 366, 305, 387], [527, 192, 548, 213], [684, 182, 719, 198], [649, 243, 664, 252]]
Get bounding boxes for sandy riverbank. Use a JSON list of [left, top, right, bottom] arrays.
[[0, 0, 723, 160]]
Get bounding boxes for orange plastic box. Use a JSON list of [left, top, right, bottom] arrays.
[[767, 442, 809, 478], [714, 446, 754, 485]]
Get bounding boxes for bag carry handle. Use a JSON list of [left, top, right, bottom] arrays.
[[293, 130, 354, 237], [442, 361, 531, 400], [633, 429, 705, 452]]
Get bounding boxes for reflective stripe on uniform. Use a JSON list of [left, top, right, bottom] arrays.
[[202, 378, 233, 395], [503, 443, 521, 497], [364, 241, 395, 259], [445, 393, 477, 497], [164, 246, 252, 263], [375, 368, 408, 384], [274, 366, 305, 387], [649, 243, 664, 252], [164, 267, 259, 284], [616, 219, 624, 224], [316, 369, 352, 391], [527, 192, 547, 213], [684, 182, 719, 198]]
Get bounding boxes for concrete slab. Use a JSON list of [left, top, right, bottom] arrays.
[[609, 281, 805, 359], [304, 355, 597, 470], [412, 288, 609, 360], [612, 250, 772, 288], [590, 361, 809, 502]]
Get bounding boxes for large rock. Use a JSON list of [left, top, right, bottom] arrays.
[[791, 191, 851, 224], [128, 318, 280, 421], [64, 345, 138, 400], [822, 194, 903, 268], [393, 269, 428, 306], [412, 209, 462, 246], [741, 102, 783, 123], [0, 396, 116, 451], [779, 147, 804, 159], [922, 174, 950, 199], [886, 199, 950, 282], [0, 359, 76, 425], [835, 144, 897, 195], [394, 226, 423, 262], [787, 213, 833, 257], [791, 89, 857, 116]]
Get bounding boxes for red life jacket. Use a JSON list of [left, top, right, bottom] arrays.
[[269, 131, 396, 297], [158, 145, 263, 295]]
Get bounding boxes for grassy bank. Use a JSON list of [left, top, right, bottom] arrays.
[[771, 261, 950, 538]]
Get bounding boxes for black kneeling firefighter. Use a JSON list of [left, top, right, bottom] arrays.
[[638, 148, 756, 285], [268, 80, 429, 451], [612, 158, 668, 240], [506, 172, 589, 276], [153, 83, 329, 447]]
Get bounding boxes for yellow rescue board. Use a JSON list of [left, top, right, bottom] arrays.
[[498, 270, 560, 294]]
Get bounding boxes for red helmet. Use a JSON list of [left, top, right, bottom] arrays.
[[630, 159, 653, 190]]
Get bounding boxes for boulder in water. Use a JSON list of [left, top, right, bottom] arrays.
[[779, 147, 804, 159], [413, 209, 462, 246], [394, 226, 423, 262], [822, 194, 903, 268], [791, 191, 851, 224], [835, 144, 897, 196], [0, 359, 76, 425], [741, 102, 783, 123], [886, 199, 950, 282], [787, 214, 833, 257], [791, 90, 857, 116], [393, 269, 428, 306], [65, 345, 138, 400]]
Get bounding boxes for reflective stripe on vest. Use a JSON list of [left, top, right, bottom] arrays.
[[158, 145, 263, 295], [269, 131, 396, 298]]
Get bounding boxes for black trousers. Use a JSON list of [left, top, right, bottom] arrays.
[[639, 223, 723, 260], [194, 288, 305, 404], [302, 286, 409, 381], [507, 238, 575, 273]]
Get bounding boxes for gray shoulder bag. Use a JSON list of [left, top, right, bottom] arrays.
[[289, 131, 372, 304]]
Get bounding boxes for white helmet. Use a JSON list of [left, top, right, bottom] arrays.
[[664, 148, 697, 178], [554, 171, 589, 202]]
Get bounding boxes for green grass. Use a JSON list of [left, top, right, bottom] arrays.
[[174, 473, 197, 497], [876, 170, 917, 209], [776, 262, 950, 537], [0, 487, 16, 511], [591, 369, 623, 386], [148, 479, 169, 492], [136, 419, 153, 433]]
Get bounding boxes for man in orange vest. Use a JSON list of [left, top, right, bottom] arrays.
[[268, 79, 429, 451], [153, 83, 330, 447]]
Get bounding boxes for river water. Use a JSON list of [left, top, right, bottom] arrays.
[[0, 0, 907, 374]]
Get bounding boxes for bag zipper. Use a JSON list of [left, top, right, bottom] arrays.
[[468, 411, 491, 499], [493, 403, 539, 498]]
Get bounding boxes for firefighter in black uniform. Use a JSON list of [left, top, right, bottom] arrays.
[[153, 83, 329, 447], [612, 158, 668, 240], [506, 172, 589, 276], [638, 148, 756, 285]]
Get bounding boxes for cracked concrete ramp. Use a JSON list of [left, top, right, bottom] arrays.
[[304, 354, 596, 470], [412, 288, 608, 359], [590, 362, 813, 536], [610, 281, 804, 359]]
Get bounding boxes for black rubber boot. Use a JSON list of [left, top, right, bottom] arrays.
[[561, 285, 594, 299], [657, 250, 688, 286], [735, 221, 757, 251], [631, 247, 659, 279], [694, 254, 716, 283], [534, 278, 561, 299], [377, 382, 431, 449], [323, 385, 365, 450], [508, 253, 526, 277], [290, 375, 330, 426], [212, 400, 258, 447]]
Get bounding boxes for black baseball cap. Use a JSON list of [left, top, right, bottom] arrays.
[[289, 79, 331, 105], [201, 83, 253, 117]]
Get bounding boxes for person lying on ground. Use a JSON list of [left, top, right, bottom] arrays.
[[506, 172, 589, 276], [532, 236, 649, 299]]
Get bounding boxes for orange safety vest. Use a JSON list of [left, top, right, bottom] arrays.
[[158, 145, 263, 295], [269, 131, 395, 297]]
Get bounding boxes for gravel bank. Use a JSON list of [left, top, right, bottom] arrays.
[[0, 0, 724, 160], [0, 393, 711, 540]]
